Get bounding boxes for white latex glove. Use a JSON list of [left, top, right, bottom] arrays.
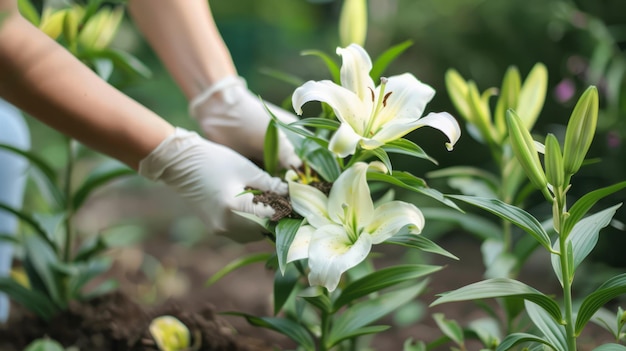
[[189, 75, 302, 169], [139, 127, 285, 242]]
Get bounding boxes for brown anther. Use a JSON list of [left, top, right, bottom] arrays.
[[368, 87, 375, 102], [382, 92, 392, 107]]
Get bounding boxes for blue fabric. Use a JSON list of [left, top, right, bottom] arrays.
[[0, 99, 30, 323]]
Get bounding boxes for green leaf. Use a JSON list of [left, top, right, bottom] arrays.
[[0, 203, 57, 251], [292, 117, 340, 130], [327, 282, 427, 348], [23, 338, 66, 351], [592, 344, 626, 351], [0, 143, 64, 206], [431, 278, 562, 323], [0, 277, 59, 321], [496, 333, 554, 351], [264, 119, 279, 175], [67, 258, 112, 298], [370, 40, 413, 80], [79, 48, 151, 78], [22, 234, 66, 308], [274, 266, 298, 315], [301, 49, 340, 84], [562, 181, 626, 238], [552, 204, 622, 284], [386, 233, 458, 260], [427, 166, 499, 190], [276, 218, 303, 275], [448, 195, 553, 252], [304, 146, 341, 182], [369, 147, 392, 173], [299, 287, 333, 313], [224, 312, 315, 351], [0, 232, 18, 244], [383, 138, 437, 164], [205, 253, 272, 286], [334, 264, 442, 310], [72, 161, 134, 210], [420, 207, 501, 241], [576, 273, 626, 334], [258, 67, 306, 87], [433, 313, 464, 346], [93, 58, 114, 81], [525, 300, 567, 351], [73, 235, 108, 262]]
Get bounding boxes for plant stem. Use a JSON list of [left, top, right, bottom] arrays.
[[555, 188, 577, 351], [63, 137, 75, 263], [319, 289, 331, 351]]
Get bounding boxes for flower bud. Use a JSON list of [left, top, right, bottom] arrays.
[[62, 9, 79, 49], [563, 86, 598, 176], [544, 133, 564, 188], [149, 315, 190, 351], [506, 109, 547, 191], [339, 0, 367, 47], [39, 8, 67, 40]]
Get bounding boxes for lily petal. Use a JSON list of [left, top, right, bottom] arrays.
[[365, 201, 424, 244], [292, 80, 366, 134], [337, 44, 376, 103], [288, 181, 332, 228], [327, 162, 374, 227], [371, 73, 436, 132], [307, 224, 372, 292], [329, 122, 363, 157], [286, 225, 315, 263], [374, 112, 461, 151]]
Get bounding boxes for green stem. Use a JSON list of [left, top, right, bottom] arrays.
[[555, 188, 577, 351], [63, 138, 75, 263], [319, 302, 330, 351]]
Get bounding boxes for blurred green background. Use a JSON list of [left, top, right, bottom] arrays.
[[23, 0, 626, 263]]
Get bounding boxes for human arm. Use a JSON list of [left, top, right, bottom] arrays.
[[0, 0, 284, 240], [128, 0, 302, 168]]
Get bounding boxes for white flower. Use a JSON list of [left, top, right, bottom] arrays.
[[286, 162, 425, 291], [292, 44, 461, 157]]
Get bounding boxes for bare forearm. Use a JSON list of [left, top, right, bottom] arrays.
[[0, 6, 174, 169], [128, 0, 236, 99]]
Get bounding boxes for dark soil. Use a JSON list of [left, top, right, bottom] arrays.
[[0, 291, 273, 351]]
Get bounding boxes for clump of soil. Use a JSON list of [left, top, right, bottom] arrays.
[[248, 180, 332, 222], [0, 291, 273, 351]]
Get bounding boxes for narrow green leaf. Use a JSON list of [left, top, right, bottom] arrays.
[[592, 344, 626, 351], [0, 144, 64, 206], [0, 277, 59, 321], [562, 181, 626, 237], [334, 264, 442, 310], [274, 266, 298, 315], [291, 117, 340, 130], [496, 333, 553, 351], [0, 203, 57, 251], [386, 233, 458, 260], [17, 0, 40, 26], [73, 235, 108, 262], [0, 232, 19, 244], [276, 218, 303, 275], [370, 147, 392, 173], [383, 138, 437, 164], [22, 234, 65, 308], [72, 161, 134, 210], [263, 119, 279, 175], [328, 282, 427, 347], [420, 207, 501, 241], [525, 300, 567, 351], [67, 258, 112, 298], [370, 40, 413, 80], [205, 253, 272, 286], [224, 312, 315, 351], [448, 195, 553, 251], [552, 204, 621, 284], [431, 278, 562, 323], [299, 287, 333, 313], [258, 67, 306, 87], [304, 146, 341, 182], [79, 48, 151, 78], [576, 274, 626, 334], [330, 325, 391, 345], [427, 166, 499, 190], [301, 49, 340, 84], [433, 313, 464, 346]]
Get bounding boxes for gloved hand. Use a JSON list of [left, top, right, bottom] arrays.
[[139, 127, 285, 242], [189, 75, 302, 169]]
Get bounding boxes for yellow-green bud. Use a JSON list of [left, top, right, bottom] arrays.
[[62, 9, 79, 50], [39, 8, 67, 40], [563, 86, 598, 176], [339, 0, 367, 47], [506, 109, 547, 191], [516, 63, 548, 131], [544, 133, 564, 188], [149, 315, 190, 351], [445, 69, 471, 122]]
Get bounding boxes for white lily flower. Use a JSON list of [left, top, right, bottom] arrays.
[[286, 162, 425, 292], [292, 44, 461, 157]]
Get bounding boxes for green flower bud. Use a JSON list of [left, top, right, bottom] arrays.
[[544, 133, 564, 188], [62, 9, 78, 50], [516, 63, 548, 131], [506, 109, 547, 191], [563, 86, 599, 176], [39, 8, 67, 40], [445, 69, 471, 122], [494, 66, 521, 143], [339, 0, 367, 47]]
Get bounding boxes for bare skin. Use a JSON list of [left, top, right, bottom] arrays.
[[0, 0, 174, 169]]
